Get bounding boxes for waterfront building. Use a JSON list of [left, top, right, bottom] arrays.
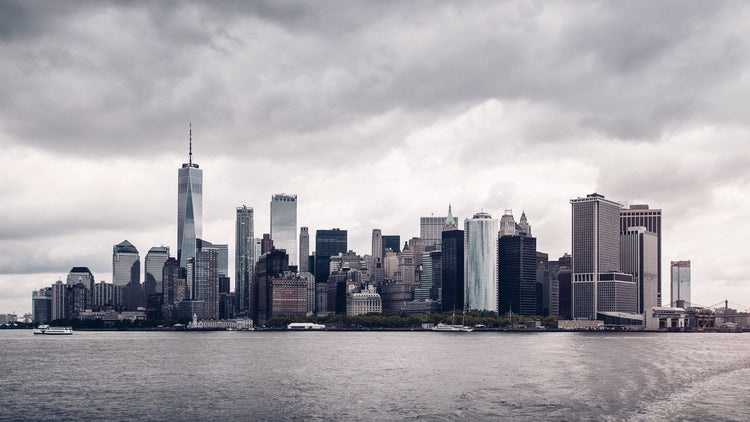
[[177, 125, 203, 273], [347, 291, 382, 316], [314, 229, 347, 285], [253, 249, 289, 325], [32, 287, 52, 323], [235, 205, 254, 317], [570, 193, 637, 319], [66, 267, 94, 291], [497, 235, 538, 316], [620, 204, 662, 305], [621, 227, 659, 313], [464, 212, 499, 312], [145, 247, 170, 295], [671, 260, 691, 307], [299, 227, 310, 273], [271, 194, 298, 266], [441, 228, 464, 312], [193, 247, 219, 320], [219, 292, 235, 320], [270, 272, 308, 318], [113, 240, 143, 310]]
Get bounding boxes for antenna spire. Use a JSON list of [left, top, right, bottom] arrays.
[[189, 122, 193, 165]]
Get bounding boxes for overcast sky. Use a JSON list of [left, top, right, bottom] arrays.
[[2, 0, 749, 315]]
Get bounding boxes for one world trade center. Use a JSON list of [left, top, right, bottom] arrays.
[[178, 124, 202, 274]]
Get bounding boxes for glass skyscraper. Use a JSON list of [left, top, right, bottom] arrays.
[[177, 127, 202, 272], [145, 246, 170, 294], [314, 229, 347, 285], [670, 260, 691, 307], [270, 194, 298, 266], [464, 212, 499, 312], [235, 206, 254, 317]]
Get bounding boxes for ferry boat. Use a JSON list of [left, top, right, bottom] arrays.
[[33, 325, 73, 335], [287, 322, 325, 330], [432, 323, 474, 332]]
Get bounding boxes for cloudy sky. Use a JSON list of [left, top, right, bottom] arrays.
[[1, 1, 749, 315]]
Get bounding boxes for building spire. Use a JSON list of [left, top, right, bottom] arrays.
[[189, 122, 192, 165]]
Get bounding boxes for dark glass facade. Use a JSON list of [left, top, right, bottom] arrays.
[[382, 235, 401, 255], [314, 229, 347, 285], [498, 235, 538, 316], [440, 230, 464, 312]]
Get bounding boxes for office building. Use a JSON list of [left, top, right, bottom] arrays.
[[66, 267, 94, 291], [92, 281, 115, 309], [32, 288, 52, 323], [546, 259, 560, 317], [620, 204, 662, 305], [571, 193, 636, 319], [464, 212, 499, 312], [497, 235, 538, 316], [177, 125, 203, 272], [382, 235, 401, 256], [270, 193, 297, 266], [270, 272, 309, 318], [421, 212, 451, 251], [193, 247, 219, 320], [253, 249, 290, 325], [113, 240, 143, 310], [621, 227, 658, 313], [235, 206, 254, 317], [371, 229, 384, 285], [416, 250, 441, 301], [536, 252, 548, 316], [347, 291, 382, 316], [441, 228, 464, 312], [299, 226, 310, 273], [145, 247, 170, 294], [671, 260, 691, 307], [558, 254, 572, 319], [314, 229, 347, 285]]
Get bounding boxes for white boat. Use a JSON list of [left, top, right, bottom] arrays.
[[287, 322, 325, 330], [33, 325, 73, 335], [432, 323, 474, 332]]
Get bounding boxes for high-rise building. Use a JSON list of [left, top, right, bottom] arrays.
[[421, 215, 448, 251], [253, 249, 289, 324], [441, 228, 464, 312], [92, 281, 116, 309], [113, 240, 143, 310], [235, 206, 254, 317], [382, 235, 401, 256], [621, 227, 658, 313], [161, 257, 181, 320], [620, 205, 662, 305], [32, 288, 52, 323], [51, 280, 66, 321], [464, 212, 499, 312], [270, 194, 297, 266], [416, 250, 441, 301], [498, 235, 538, 316], [177, 125, 203, 273], [66, 267, 94, 292], [299, 226, 310, 273], [558, 254, 572, 319], [314, 229, 347, 285], [193, 247, 219, 319], [670, 260, 691, 307], [571, 193, 636, 319], [371, 229, 383, 285], [145, 247, 170, 294]]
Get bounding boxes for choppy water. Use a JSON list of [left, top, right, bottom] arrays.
[[1, 330, 749, 421]]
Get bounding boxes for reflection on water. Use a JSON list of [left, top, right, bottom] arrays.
[[0, 331, 749, 421]]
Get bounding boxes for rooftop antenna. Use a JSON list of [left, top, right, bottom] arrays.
[[189, 122, 193, 165]]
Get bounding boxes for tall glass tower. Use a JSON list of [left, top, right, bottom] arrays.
[[235, 205, 254, 317], [464, 212, 499, 312], [270, 194, 297, 266], [177, 125, 202, 272]]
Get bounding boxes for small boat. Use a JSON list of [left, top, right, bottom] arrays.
[[432, 312, 474, 332], [33, 325, 73, 335], [287, 322, 325, 330]]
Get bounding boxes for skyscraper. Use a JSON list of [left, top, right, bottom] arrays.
[[497, 235, 538, 316], [235, 205, 254, 317], [113, 240, 142, 310], [464, 212, 499, 312], [299, 226, 310, 273], [177, 125, 203, 273], [421, 212, 451, 251], [620, 205, 662, 305], [145, 246, 170, 294], [371, 229, 384, 285], [571, 193, 636, 319], [670, 260, 691, 307], [314, 229, 347, 285], [270, 194, 298, 266], [382, 235, 401, 256], [621, 227, 658, 313], [441, 227, 464, 312], [194, 247, 219, 320], [66, 267, 94, 292]]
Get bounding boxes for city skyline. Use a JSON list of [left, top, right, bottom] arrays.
[[2, 2, 750, 314]]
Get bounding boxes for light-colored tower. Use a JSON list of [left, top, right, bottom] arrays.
[[571, 193, 636, 319], [177, 124, 203, 272], [235, 206, 254, 317], [145, 246, 170, 294], [299, 227, 310, 273], [464, 212, 499, 312], [371, 229, 384, 285], [113, 240, 140, 286], [66, 267, 94, 291], [443, 204, 458, 231], [620, 205, 662, 305], [499, 210, 517, 236], [270, 194, 298, 266], [621, 227, 658, 313], [670, 260, 691, 306]]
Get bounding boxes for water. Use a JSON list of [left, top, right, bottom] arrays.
[[1, 330, 749, 421]]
